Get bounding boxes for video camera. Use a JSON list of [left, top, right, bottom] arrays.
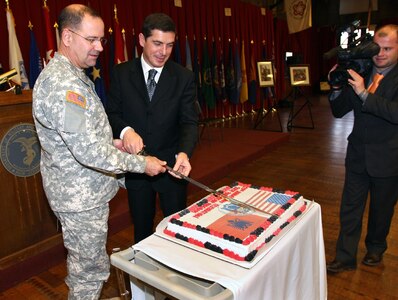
[[323, 20, 380, 86]]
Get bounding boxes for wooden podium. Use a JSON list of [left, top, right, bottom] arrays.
[[0, 90, 133, 291], [0, 90, 63, 291]]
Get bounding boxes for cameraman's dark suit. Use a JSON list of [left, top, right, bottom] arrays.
[[106, 58, 198, 242], [329, 64, 398, 265]]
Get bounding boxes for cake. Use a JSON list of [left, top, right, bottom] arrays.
[[163, 182, 307, 262]]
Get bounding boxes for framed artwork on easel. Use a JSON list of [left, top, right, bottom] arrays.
[[257, 61, 274, 87], [289, 65, 310, 86]]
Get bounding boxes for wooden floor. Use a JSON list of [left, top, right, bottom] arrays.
[[1, 94, 397, 299]]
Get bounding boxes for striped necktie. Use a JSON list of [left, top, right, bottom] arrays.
[[368, 73, 384, 94], [147, 69, 157, 100]]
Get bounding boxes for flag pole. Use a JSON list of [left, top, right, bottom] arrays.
[[211, 36, 218, 120], [366, 0, 372, 30], [218, 36, 226, 121], [250, 40, 256, 115], [203, 36, 209, 119]]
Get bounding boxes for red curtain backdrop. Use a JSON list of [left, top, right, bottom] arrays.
[[0, 0, 335, 116]]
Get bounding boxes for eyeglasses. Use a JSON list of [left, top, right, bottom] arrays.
[[68, 29, 107, 46]]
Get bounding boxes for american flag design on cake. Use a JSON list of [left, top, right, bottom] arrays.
[[244, 190, 292, 215], [222, 182, 297, 215]]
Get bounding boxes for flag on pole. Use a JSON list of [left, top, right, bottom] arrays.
[[29, 25, 43, 88], [193, 37, 203, 104], [285, 0, 312, 34], [185, 37, 192, 71], [211, 39, 221, 102], [122, 28, 128, 62], [173, 37, 182, 64], [226, 40, 237, 104], [248, 41, 257, 105], [86, 58, 107, 106], [201, 39, 215, 109], [42, 3, 55, 63], [218, 47, 227, 103], [6, 7, 29, 89], [54, 22, 60, 50], [108, 29, 115, 78], [132, 30, 138, 59], [234, 42, 242, 103], [113, 6, 125, 64], [239, 41, 248, 103]]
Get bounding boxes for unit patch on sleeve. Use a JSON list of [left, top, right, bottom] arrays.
[[66, 91, 86, 109]]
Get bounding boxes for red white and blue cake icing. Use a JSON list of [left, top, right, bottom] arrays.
[[164, 182, 307, 262]]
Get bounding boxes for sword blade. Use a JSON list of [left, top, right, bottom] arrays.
[[165, 165, 269, 214]]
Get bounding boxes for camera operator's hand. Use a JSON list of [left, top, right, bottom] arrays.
[[328, 64, 342, 90], [347, 69, 366, 95], [328, 64, 338, 79]]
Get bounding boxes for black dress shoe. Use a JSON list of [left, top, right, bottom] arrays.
[[326, 260, 356, 273], [362, 252, 383, 266]]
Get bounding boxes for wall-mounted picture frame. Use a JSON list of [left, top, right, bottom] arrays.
[[257, 61, 274, 87], [289, 65, 310, 86]]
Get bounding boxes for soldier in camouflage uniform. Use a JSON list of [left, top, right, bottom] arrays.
[[32, 4, 166, 299]]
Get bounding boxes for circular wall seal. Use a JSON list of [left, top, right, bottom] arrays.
[[0, 123, 41, 177]]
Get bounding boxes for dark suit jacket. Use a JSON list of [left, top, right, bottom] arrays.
[[329, 64, 398, 177], [106, 58, 198, 189]]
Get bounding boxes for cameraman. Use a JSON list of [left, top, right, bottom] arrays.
[[327, 24, 398, 273]]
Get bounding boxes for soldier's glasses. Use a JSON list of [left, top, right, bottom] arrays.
[[68, 29, 107, 47]]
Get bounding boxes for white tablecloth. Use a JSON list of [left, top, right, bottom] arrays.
[[133, 202, 327, 300]]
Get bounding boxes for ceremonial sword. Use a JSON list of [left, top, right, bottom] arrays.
[[164, 165, 269, 215], [137, 149, 268, 214]]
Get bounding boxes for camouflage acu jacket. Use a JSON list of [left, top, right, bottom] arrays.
[[33, 53, 146, 212]]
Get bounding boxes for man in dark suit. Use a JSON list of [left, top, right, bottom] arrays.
[[106, 13, 198, 243], [327, 24, 398, 273]]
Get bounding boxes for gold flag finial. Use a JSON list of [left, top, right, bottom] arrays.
[[54, 22, 58, 29], [28, 20, 33, 30], [43, 0, 47, 8], [5, 0, 9, 9], [114, 4, 118, 20], [109, 27, 113, 34]]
